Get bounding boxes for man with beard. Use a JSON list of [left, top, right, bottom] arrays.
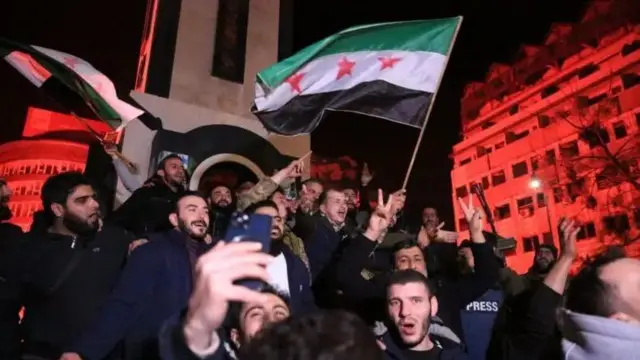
[[0, 172, 134, 360], [381, 270, 467, 359], [244, 200, 315, 314], [61, 191, 212, 360], [0, 179, 23, 275], [207, 184, 234, 238], [110, 154, 186, 237]]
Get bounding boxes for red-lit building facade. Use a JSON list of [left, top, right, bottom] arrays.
[[451, 0, 640, 273], [0, 107, 111, 231]]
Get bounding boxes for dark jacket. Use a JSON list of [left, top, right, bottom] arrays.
[[0, 224, 133, 360], [460, 288, 504, 360], [68, 230, 209, 360], [109, 183, 183, 237], [486, 282, 562, 360], [380, 332, 468, 360], [158, 315, 229, 360], [335, 234, 499, 338], [279, 246, 317, 314]]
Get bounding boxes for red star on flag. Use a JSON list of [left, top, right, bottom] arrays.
[[378, 56, 402, 70], [286, 72, 305, 93], [336, 57, 356, 80], [63, 56, 81, 69]]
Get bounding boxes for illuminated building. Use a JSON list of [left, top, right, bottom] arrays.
[[451, 0, 640, 273], [0, 107, 112, 231]]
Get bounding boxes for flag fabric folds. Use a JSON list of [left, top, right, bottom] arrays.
[[253, 17, 461, 136], [0, 39, 144, 130]]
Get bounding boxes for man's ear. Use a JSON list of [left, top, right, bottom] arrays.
[[229, 328, 241, 349], [430, 296, 439, 317], [169, 213, 179, 227], [50, 203, 65, 218], [157, 169, 165, 177]]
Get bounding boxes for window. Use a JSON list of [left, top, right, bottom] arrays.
[[577, 222, 596, 241], [612, 121, 627, 139], [492, 170, 506, 186], [494, 204, 511, 220], [530, 156, 540, 171], [517, 197, 534, 217], [560, 141, 580, 159], [481, 176, 490, 190], [542, 232, 554, 245], [512, 161, 529, 178], [455, 186, 468, 198], [536, 193, 546, 207], [460, 157, 472, 166], [523, 235, 540, 252], [495, 141, 505, 150], [545, 149, 556, 165], [602, 214, 631, 234], [537, 114, 551, 128], [583, 127, 611, 148], [476, 146, 491, 158], [552, 187, 564, 203]]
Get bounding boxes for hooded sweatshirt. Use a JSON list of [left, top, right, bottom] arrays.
[[561, 310, 640, 360]]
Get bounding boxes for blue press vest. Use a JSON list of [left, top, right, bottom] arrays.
[[460, 288, 504, 360]]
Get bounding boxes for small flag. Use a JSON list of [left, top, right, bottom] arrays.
[[0, 39, 144, 130], [253, 17, 461, 136]]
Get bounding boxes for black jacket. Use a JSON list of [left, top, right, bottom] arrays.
[[0, 224, 133, 360], [109, 183, 183, 237]]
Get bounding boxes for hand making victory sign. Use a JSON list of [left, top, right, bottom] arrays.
[[457, 196, 486, 243], [364, 189, 395, 241]]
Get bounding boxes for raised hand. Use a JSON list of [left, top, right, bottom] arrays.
[[457, 196, 484, 238], [558, 218, 579, 259], [361, 162, 374, 186], [390, 189, 407, 215], [364, 189, 395, 241], [284, 158, 305, 179], [435, 222, 459, 243], [183, 241, 273, 352]]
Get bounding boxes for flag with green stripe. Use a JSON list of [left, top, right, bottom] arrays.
[[0, 39, 143, 130], [253, 17, 461, 136]]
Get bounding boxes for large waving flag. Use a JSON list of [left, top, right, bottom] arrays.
[[253, 17, 461, 136], [0, 39, 144, 130]]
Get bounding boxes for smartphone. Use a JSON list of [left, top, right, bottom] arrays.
[[284, 178, 300, 200], [224, 212, 272, 290]]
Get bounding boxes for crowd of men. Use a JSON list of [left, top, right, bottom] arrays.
[[0, 153, 638, 360]]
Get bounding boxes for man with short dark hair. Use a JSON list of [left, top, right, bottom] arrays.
[[0, 172, 134, 360], [110, 154, 186, 237], [381, 270, 467, 359], [561, 249, 640, 359], [61, 191, 212, 360], [207, 183, 234, 238]]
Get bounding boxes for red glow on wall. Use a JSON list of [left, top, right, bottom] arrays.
[[0, 107, 97, 231]]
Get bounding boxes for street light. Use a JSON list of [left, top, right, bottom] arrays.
[[528, 174, 554, 245], [529, 175, 541, 189]]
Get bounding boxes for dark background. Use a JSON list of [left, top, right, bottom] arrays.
[[0, 0, 591, 226]]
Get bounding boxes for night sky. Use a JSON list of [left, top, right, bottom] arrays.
[[0, 0, 590, 226]]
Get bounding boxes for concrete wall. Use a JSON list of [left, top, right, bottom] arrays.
[[118, 0, 309, 205]]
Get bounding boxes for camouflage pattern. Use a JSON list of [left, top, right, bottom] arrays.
[[236, 177, 280, 211], [282, 226, 311, 275]]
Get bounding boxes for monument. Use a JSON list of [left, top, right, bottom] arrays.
[[118, 0, 309, 201]]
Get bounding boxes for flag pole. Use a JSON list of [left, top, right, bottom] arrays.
[[401, 17, 463, 189]]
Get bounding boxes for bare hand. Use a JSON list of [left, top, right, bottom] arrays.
[[559, 218, 579, 259], [365, 189, 394, 241], [128, 239, 148, 254], [390, 189, 407, 215], [59, 353, 82, 360], [436, 224, 459, 244], [184, 241, 273, 350], [361, 163, 374, 186], [284, 158, 305, 179], [457, 196, 484, 236]]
